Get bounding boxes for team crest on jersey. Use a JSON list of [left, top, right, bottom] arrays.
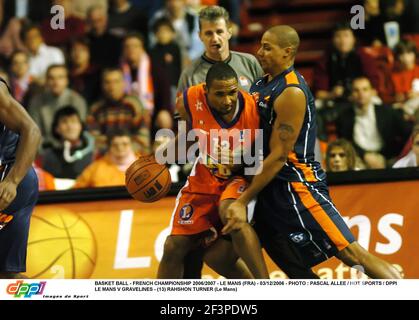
[[178, 204, 194, 224]]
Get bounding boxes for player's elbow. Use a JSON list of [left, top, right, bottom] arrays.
[[27, 122, 42, 148]]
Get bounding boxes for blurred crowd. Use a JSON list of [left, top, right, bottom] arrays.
[[0, 0, 417, 191]]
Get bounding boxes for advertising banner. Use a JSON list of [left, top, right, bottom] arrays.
[[24, 180, 419, 279]]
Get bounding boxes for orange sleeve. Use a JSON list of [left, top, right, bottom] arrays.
[[73, 162, 98, 189], [44, 172, 56, 191]]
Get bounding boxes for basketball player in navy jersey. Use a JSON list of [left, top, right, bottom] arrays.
[[0, 78, 41, 279], [224, 26, 401, 279]]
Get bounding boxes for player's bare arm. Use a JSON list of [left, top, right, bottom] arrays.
[[0, 83, 41, 210], [156, 94, 193, 164], [223, 87, 306, 234]]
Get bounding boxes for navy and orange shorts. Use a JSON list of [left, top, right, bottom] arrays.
[[170, 176, 248, 236], [254, 179, 355, 268]]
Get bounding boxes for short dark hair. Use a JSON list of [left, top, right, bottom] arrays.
[[10, 50, 29, 62], [46, 64, 68, 77], [199, 5, 230, 30], [123, 32, 145, 46], [152, 17, 175, 34], [101, 67, 123, 81], [20, 23, 42, 41], [205, 62, 237, 88], [71, 37, 91, 50], [394, 40, 417, 57], [107, 129, 132, 146], [333, 22, 353, 35], [52, 106, 83, 140], [351, 76, 374, 89]]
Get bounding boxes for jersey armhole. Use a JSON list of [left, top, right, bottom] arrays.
[[183, 89, 193, 130]]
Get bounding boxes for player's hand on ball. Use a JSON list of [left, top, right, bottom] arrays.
[[222, 200, 247, 235], [0, 180, 17, 210]]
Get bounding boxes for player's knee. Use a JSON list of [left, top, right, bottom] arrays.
[[162, 236, 191, 261]]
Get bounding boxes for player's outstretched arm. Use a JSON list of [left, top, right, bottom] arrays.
[[223, 87, 306, 234], [0, 82, 41, 210]]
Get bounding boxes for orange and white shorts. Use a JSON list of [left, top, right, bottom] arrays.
[[170, 176, 248, 236]]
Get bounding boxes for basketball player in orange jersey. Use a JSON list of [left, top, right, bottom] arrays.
[[157, 62, 269, 279]]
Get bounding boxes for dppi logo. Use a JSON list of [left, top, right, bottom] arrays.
[[6, 280, 46, 298]]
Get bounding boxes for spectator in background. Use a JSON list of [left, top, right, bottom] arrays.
[[69, 37, 101, 105], [42, 106, 94, 180], [0, 0, 52, 57], [130, 0, 164, 19], [381, 0, 405, 29], [149, 0, 204, 61], [0, 0, 52, 32], [71, 0, 108, 19], [21, 24, 65, 80], [73, 130, 138, 188], [108, 0, 148, 42], [392, 40, 419, 116], [356, 0, 390, 46], [336, 76, 412, 168], [9, 50, 41, 106], [86, 5, 122, 68], [393, 125, 419, 168], [88, 68, 150, 154], [28, 64, 87, 147], [33, 163, 56, 191], [325, 139, 364, 172], [150, 17, 183, 131], [314, 23, 364, 103], [121, 33, 155, 114], [40, 0, 86, 49]]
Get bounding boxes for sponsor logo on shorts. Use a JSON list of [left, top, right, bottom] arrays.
[[178, 204, 194, 224], [6, 280, 46, 298], [290, 232, 307, 244], [0, 213, 13, 231]]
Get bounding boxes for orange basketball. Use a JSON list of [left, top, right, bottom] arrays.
[[125, 155, 171, 202]]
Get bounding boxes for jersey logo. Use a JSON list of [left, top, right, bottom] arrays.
[[178, 204, 194, 224], [195, 100, 203, 111]]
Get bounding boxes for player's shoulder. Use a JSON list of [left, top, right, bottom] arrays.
[[0, 77, 11, 95]]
